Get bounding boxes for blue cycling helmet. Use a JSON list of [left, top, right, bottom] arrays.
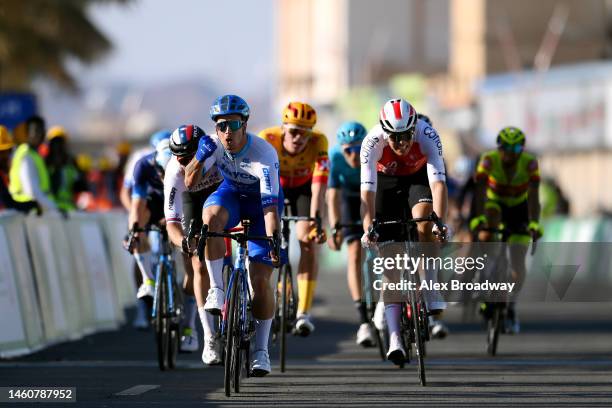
[[336, 121, 367, 145], [149, 130, 171, 148], [210, 94, 250, 121]]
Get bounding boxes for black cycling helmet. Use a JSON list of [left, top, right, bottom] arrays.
[[169, 124, 205, 157]]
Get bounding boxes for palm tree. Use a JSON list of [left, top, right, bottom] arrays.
[[0, 0, 131, 92]]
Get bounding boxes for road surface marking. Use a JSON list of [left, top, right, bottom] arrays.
[[115, 385, 159, 396]]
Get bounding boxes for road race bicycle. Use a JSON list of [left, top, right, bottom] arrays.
[[272, 201, 323, 373], [197, 220, 278, 397], [126, 223, 183, 371], [472, 226, 538, 356], [367, 212, 446, 386]]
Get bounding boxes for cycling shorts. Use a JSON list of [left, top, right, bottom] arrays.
[[341, 192, 362, 243], [375, 165, 432, 242], [283, 181, 311, 217], [203, 180, 284, 266], [181, 182, 222, 233]]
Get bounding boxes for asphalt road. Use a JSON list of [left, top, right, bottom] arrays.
[[2, 267, 612, 407]]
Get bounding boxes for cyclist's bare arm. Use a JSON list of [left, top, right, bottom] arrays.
[[263, 205, 281, 238], [167, 222, 184, 248], [327, 187, 341, 229], [361, 190, 376, 234], [129, 197, 147, 230], [120, 185, 131, 211], [310, 181, 326, 220], [527, 180, 540, 223], [431, 180, 448, 223], [184, 156, 204, 189]]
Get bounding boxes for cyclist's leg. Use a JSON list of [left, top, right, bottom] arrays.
[[133, 199, 158, 298], [245, 200, 277, 375], [202, 183, 237, 310], [286, 183, 319, 333]]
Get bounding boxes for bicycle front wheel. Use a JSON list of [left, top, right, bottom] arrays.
[[279, 264, 292, 373], [411, 295, 426, 386], [487, 304, 501, 356], [224, 271, 240, 397], [155, 266, 170, 371]]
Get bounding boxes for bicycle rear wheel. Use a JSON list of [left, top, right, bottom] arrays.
[[411, 295, 426, 386], [224, 272, 240, 397], [168, 276, 180, 369], [155, 266, 170, 371]]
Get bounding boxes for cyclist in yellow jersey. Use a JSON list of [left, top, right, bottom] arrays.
[[259, 102, 329, 336], [471, 126, 543, 333]]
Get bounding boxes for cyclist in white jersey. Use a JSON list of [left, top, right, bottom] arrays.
[[184, 95, 282, 376], [164, 124, 224, 361], [361, 98, 450, 365]]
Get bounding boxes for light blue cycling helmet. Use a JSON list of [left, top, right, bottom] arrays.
[[149, 130, 171, 148], [336, 121, 367, 145], [210, 94, 250, 121]]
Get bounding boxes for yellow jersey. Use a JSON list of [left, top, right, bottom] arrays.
[[258, 126, 329, 189]]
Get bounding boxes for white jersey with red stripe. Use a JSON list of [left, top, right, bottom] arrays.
[[360, 120, 446, 192], [163, 156, 222, 224]]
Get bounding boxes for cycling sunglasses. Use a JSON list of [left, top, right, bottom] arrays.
[[388, 128, 415, 143], [500, 143, 523, 154], [343, 145, 361, 155], [216, 119, 243, 133]]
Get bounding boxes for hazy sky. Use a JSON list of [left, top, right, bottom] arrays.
[[86, 0, 275, 92]]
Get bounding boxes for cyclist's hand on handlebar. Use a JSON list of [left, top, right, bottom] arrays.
[[361, 229, 378, 248], [328, 224, 343, 251], [307, 222, 326, 244], [432, 222, 452, 242], [528, 220, 544, 240], [269, 232, 281, 267]]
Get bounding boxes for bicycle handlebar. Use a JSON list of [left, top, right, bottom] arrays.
[[196, 222, 280, 262], [368, 212, 445, 241]]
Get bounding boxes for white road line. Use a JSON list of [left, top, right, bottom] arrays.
[[115, 385, 160, 396]]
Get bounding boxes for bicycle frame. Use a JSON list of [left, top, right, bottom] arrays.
[[222, 243, 253, 338], [152, 228, 178, 319]]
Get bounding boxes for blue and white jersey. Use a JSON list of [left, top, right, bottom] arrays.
[[132, 153, 164, 200], [201, 133, 280, 208], [123, 147, 153, 189]]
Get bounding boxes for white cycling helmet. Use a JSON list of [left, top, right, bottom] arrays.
[[379, 98, 418, 134]]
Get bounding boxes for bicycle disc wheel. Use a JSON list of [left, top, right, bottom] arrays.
[[487, 304, 501, 356], [279, 264, 291, 373], [411, 296, 426, 386], [224, 273, 240, 397], [156, 268, 169, 371]]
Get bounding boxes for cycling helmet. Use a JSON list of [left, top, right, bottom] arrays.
[[417, 113, 432, 126], [149, 130, 171, 148], [282, 102, 317, 129], [210, 94, 250, 121], [169, 124, 205, 157], [496, 126, 525, 146], [47, 126, 68, 141], [336, 121, 367, 145], [379, 98, 418, 134], [155, 138, 172, 169]]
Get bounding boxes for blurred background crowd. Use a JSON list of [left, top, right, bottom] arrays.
[[2, 0, 611, 231]]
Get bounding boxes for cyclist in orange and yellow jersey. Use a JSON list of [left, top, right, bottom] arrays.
[[258, 102, 329, 336], [471, 126, 543, 334]]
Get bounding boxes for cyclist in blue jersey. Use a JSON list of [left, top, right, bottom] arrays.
[[121, 130, 170, 330], [327, 121, 376, 347], [184, 95, 282, 376]]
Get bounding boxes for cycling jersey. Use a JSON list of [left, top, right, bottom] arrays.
[[258, 126, 329, 189], [475, 150, 540, 207], [123, 147, 153, 189], [328, 144, 360, 195], [132, 153, 164, 200], [200, 133, 280, 208], [163, 156, 223, 224], [360, 120, 446, 192]]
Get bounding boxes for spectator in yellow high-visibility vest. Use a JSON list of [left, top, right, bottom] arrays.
[[45, 126, 89, 211], [0, 126, 40, 213], [8, 115, 58, 213]]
